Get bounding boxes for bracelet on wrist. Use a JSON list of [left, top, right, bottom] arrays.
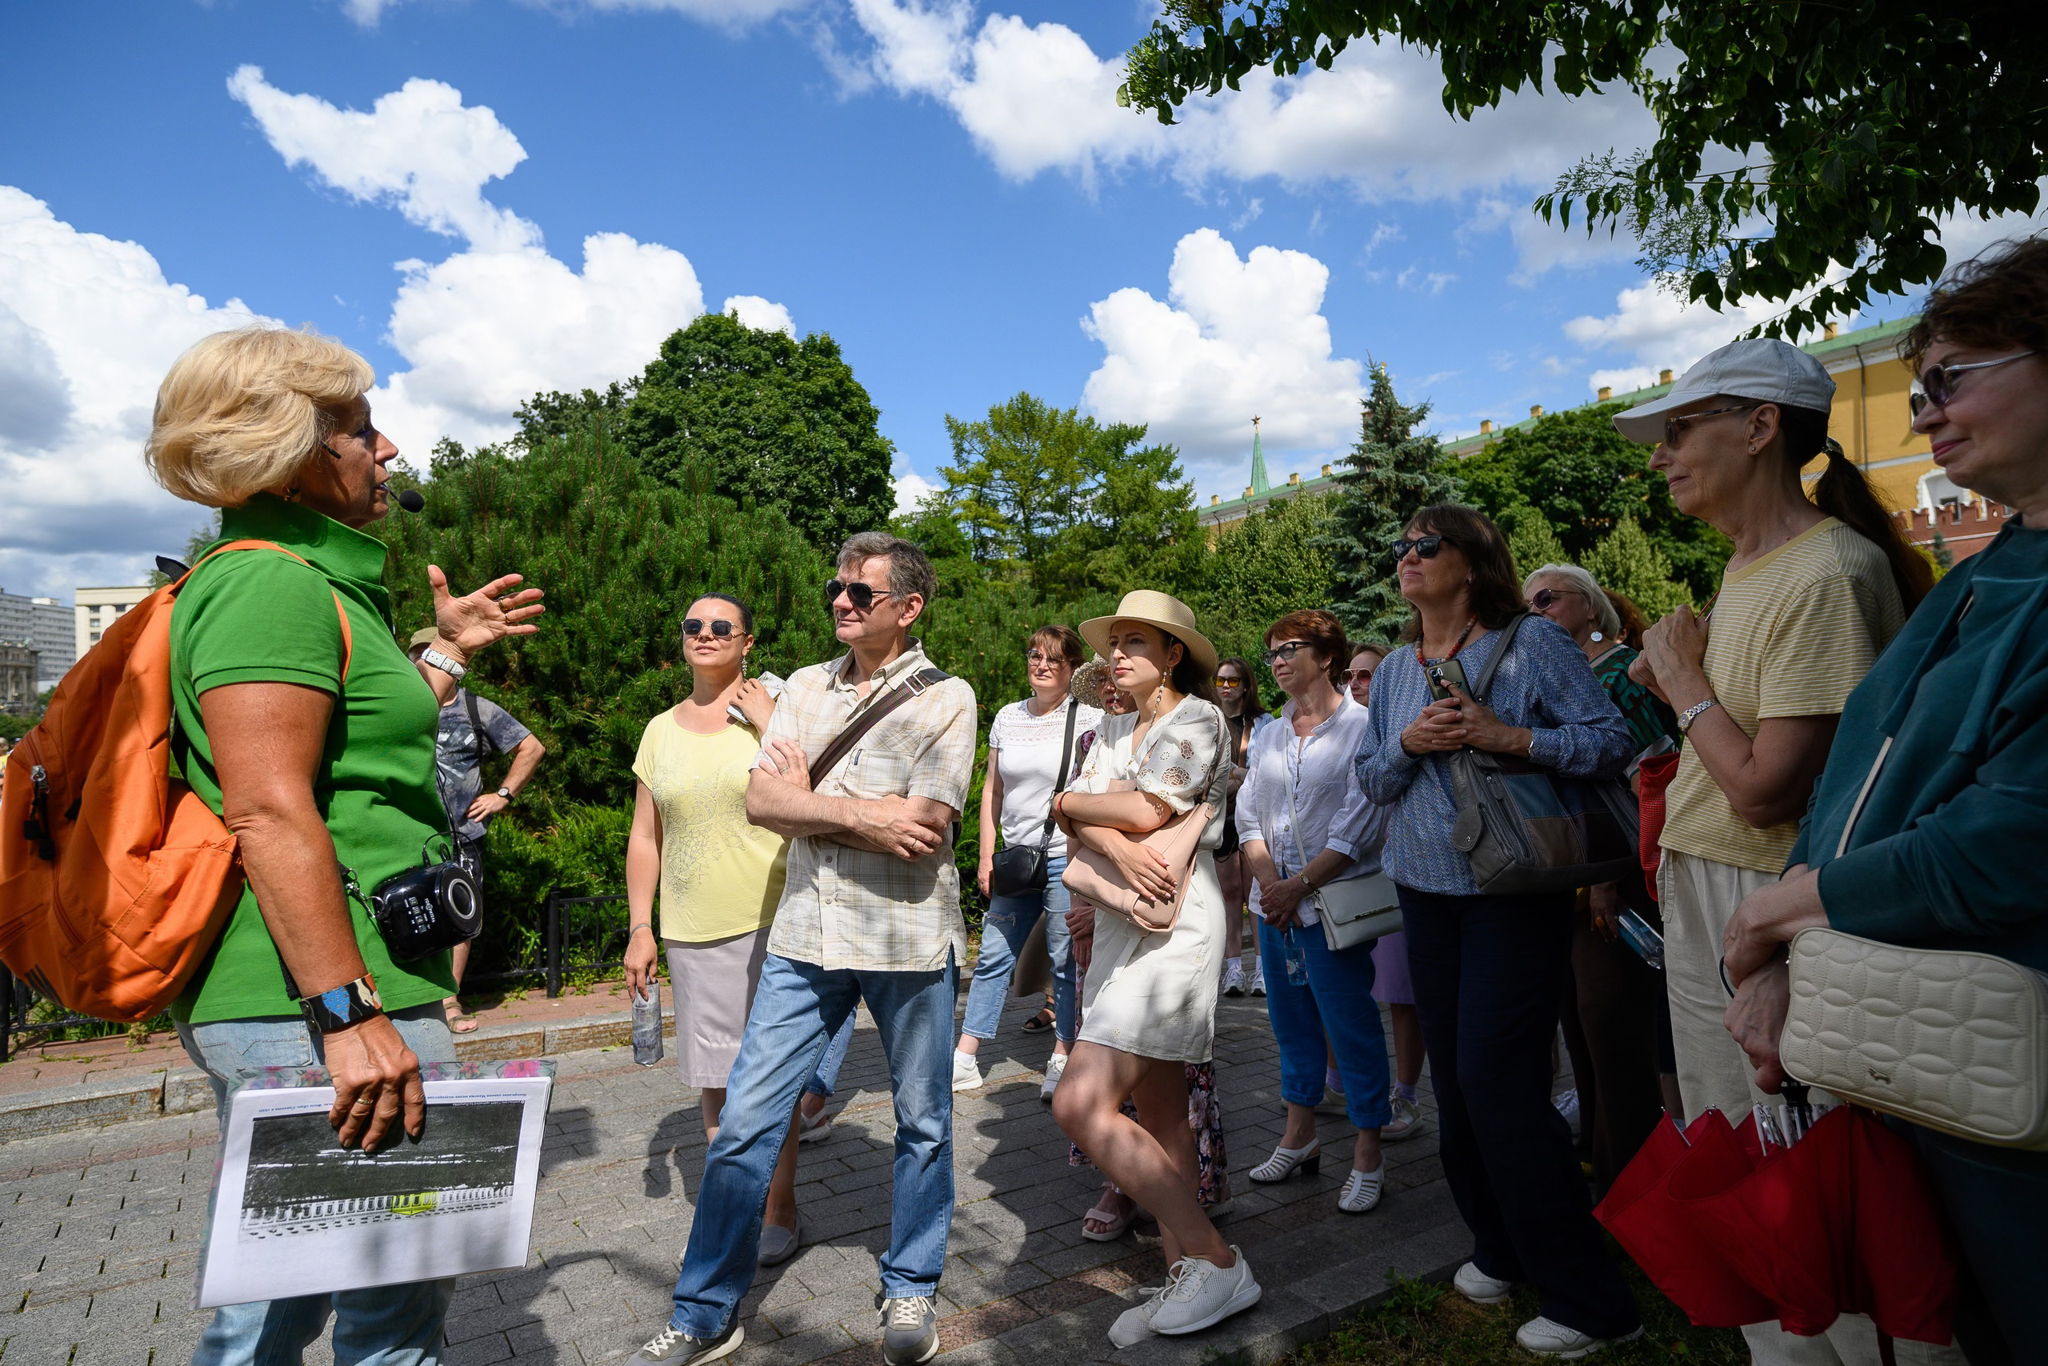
[[629, 922, 654, 937]]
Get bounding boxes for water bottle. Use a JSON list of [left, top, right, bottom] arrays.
[[631, 978, 665, 1066], [1283, 929, 1308, 987], [1615, 909, 1665, 972]]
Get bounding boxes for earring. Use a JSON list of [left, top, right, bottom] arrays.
[[282, 487, 301, 503], [1590, 630, 1606, 643]]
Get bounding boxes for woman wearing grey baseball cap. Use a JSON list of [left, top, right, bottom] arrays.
[[1613, 338, 1932, 1365]]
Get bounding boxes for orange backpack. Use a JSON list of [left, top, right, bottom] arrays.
[[0, 541, 352, 1021]]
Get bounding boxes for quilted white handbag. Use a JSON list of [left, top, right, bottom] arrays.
[[1779, 926, 2048, 1150]]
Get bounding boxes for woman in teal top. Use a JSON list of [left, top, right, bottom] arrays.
[[148, 325, 542, 1366], [1722, 236, 2048, 1365]]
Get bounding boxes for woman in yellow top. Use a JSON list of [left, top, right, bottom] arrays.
[[624, 593, 804, 1264]]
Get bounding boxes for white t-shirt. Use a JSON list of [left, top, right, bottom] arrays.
[[989, 696, 1103, 860]]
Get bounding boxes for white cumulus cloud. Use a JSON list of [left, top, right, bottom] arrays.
[[721, 294, 796, 336], [229, 65, 538, 252], [0, 187, 272, 598], [1081, 228, 1362, 490], [344, 0, 808, 30], [1564, 276, 1856, 398]]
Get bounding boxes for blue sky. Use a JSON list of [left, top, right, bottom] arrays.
[[3, 0, 2039, 600]]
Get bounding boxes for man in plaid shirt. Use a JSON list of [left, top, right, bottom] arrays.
[[631, 533, 976, 1366]]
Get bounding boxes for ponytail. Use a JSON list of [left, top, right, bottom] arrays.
[[1778, 407, 1933, 612]]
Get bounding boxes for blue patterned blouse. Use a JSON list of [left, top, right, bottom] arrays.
[[1353, 614, 1632, 896]]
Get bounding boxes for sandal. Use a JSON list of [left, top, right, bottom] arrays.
[[1020, 1005, 1056, 1034], [445, 999, 479, 1034], [1081, 1195, 1138, 1242]]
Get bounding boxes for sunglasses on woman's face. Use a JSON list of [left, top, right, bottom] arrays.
[[1263, 641, 1311, 664], [1528, 588, 1581, 611], [683, 618, 740, 638], [1910, 350, 2037, 417], [824, 579, 897, 613], [1390, 534, 1447, 562], [1213, 674, 1244, 688], [1340, 667, 1374, 683]]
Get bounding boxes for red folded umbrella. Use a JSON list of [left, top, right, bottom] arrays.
[[1596, 1104, 1958, 1345]]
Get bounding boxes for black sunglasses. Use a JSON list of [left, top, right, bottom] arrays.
[[825, 579, 898, 613], [1528, 588, 1582, 611], [1263, 640, 1312, 664], [1391, 534, 1448, 562], [683, 618, 739, 638], [1910, 351, 2036, 417]]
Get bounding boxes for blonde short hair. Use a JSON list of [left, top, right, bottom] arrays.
[[145, 326, 374, 507]]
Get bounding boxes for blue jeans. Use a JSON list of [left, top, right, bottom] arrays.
[[1399, 885, 1639, 1340], [1255, 916, 1392, 1131], [176, 1004, 458, 1366], [805, 1011, 856, 1097], [959, 852, 1075, 1044], [670, 952, 957, 1336]]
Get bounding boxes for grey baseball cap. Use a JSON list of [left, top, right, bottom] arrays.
[[1611, 337, 1836, 445]]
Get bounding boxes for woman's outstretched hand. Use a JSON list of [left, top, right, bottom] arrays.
[[428, 565, 545, 661]]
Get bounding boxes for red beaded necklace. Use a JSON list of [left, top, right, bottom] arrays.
[[1416, 614, 1478, 666]]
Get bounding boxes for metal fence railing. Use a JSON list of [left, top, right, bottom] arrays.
[[0, 891, 634, 1064]]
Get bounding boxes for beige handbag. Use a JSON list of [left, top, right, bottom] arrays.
[[1779, 925, 2048, 1150], [1061, 713, 1225, 934]]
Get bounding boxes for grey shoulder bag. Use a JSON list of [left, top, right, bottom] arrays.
[[988, 700, 1079, 899], [1284, 765, 1401, 951], [1446, 614, 1640, 895]]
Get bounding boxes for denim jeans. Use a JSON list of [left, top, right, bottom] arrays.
[[959, 853, 1075, 1044], [176, 1004, 458, 1366], [1399, 885, 1639, 1340], [805, 1011, 857, 1097], [670, 952, 957, 1337], [1255, 916, 1392, 1131]]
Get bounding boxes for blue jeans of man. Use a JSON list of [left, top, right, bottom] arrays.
[[804, 1010, 857, 1098], [669, 951, 957, 1337], [1399, 885, 1639, 1340], [1255, 915, 1392, 1131], [176, 1004, 458, 1366], [959, 852, 1075, 1044]]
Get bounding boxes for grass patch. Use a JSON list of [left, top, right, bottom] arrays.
[[1287, 1261, 1748, 1365]]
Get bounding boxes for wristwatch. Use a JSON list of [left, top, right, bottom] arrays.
[[299, 974, 385, 1034], [496, 786, 513, 802], [419, 647, 466, 680], [1677, 697, 1721, 734]]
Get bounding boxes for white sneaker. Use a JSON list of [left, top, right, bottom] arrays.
[[951, 1050, 982, 1092], [1039, 1052, 1068, 1102], [1146, 1248, 1262, 1335], [1221, 960, 1246, 997], [1516, 1316, 1644, 1358], [1382, 1092, 1427, 1142], [1453, 1260, 1515, 1305], [1106, 1287, 1165, 1348]]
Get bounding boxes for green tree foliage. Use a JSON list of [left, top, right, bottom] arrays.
[[619, 312, 896, 552], [1499, 505, 1570, 585], [936, 393, 1205, 596], [370, 422, 838, 971], [1194, 490, 1338, 698], [1121, 3, 2043, 336], [1320, 366, 1459, 640], [1455, 403, 1729, 599], [1583, 516, 1693, 621]]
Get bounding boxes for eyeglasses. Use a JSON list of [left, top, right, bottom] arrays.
[[683, 618, 740, 638], [1025, 650, 1068, 667], [1213, 674, 1245, 688], [1339, 668, 1375, 684], [1528, 588, 1583, 611], [1911, 351, 2037, 417], [1662, 403, 1758, 448], [1263, 641, 1312, 664], [1390, 535, 1447, 562], [824, 579, 897, 613]]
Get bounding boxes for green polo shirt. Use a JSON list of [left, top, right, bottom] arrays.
[[169, 494, 454, 1023]]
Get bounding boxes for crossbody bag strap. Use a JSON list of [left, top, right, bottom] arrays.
[[464, 688, 486, 769], [1031, 699, 1081, 848], [1466, 611, 1529, 706], [810, 666, 951, 783]]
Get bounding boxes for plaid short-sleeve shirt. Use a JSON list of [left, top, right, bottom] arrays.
[[758, 642, 977, 972]]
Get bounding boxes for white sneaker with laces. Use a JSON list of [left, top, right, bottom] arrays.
[[1221, 959, 1246, 997], [1106, 1284, 1166, 1348], [951, 1050, 982, 1092], [1039, 1051, 1068, 1102], [1382, 1092, 1426, 1142], [1453, 1260, 1515, 1305], [1515, 1316, 1644, 1358], [1146, 1248, 1262, 1335], [878, 1294, 939, 1365]]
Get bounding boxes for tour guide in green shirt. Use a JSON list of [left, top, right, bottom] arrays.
[[147, 324, 542, 1366]]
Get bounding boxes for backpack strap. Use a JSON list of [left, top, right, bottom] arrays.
[[180, 540, 354, 683]]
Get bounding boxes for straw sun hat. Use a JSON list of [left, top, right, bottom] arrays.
[[1078, 590, 1219, 677]]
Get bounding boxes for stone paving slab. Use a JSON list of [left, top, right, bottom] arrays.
[[0, 994, 1463, 1365]]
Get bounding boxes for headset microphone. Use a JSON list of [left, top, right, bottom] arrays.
[[397, 489, 425, 513]]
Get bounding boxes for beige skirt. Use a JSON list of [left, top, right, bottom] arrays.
[[664, 927, 772, 1088]]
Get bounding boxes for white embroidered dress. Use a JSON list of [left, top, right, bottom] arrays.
[[1071, 696, 1231, 1064]]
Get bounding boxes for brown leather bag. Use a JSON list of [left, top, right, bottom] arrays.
[[1060, 710, 1225, 933]]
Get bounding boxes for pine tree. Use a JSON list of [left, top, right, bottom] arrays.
[[1320, 365, 1459, 639], [1195, 491, 1338, 696], [1498, 505, 1572, 584], [1583, 516, 1692, 621]]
